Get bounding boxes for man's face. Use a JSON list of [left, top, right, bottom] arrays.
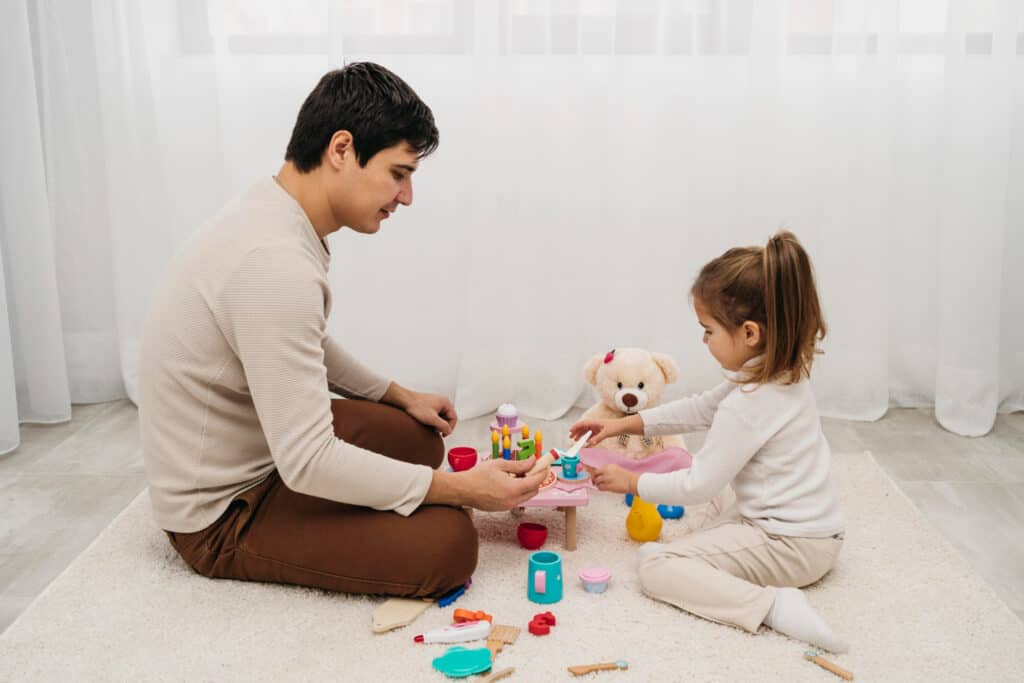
[[328, 140, 418, 234]]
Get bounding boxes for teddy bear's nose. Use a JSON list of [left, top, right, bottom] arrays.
[[622, 393, 638, 408]]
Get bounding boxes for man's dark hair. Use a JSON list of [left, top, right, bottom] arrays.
[[285, 62, 439, 171]]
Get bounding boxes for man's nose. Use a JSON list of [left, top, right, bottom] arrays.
[[397, 181, 413, 206]]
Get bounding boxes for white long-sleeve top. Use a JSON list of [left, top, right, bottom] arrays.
[[637, 374, 844, 538]]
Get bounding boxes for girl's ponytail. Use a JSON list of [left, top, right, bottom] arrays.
[[762, 231, 826, 384]]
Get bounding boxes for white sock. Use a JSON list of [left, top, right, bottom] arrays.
[[636, 541, 668, 566], [764, 587, 849, 654]]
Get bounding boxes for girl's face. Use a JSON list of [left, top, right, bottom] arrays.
[[693, 297, 762, 372]]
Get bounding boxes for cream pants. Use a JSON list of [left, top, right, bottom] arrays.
[[637, 488, 843, 633]]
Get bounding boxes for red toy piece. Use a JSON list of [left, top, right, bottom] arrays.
[[528, 611, 557, 636], [528, 619, 550, 636]]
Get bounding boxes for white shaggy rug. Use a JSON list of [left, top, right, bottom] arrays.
[[2, 451, 1023, 682]]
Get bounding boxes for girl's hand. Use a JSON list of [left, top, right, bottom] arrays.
[[569, 419, 617, 446], [584, 463, 639, 495]]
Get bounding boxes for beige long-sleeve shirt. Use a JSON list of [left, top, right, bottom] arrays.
[[139, 177, 433, 533], [638, 376, 844, 539]]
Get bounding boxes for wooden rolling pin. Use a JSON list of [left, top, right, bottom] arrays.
[[804, 653, 854, 680], [567, 660, 629, 676]]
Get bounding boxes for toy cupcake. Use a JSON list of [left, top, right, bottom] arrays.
[[495, 403, 518, 429]]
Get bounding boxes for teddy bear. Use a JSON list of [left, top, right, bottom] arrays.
[[580, 347, 685, 459]]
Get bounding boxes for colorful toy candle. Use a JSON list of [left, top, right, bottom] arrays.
[[491, 430, 500, 459], [535, 430, 542, 458], [502, 434, 512, 460], [522, 425, 530, 440]]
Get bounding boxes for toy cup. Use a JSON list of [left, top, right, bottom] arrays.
[[579, 567, 612, 593], [517, 522, 547, 550], [560, 452, 581, 479], [527, 551, 563, 604], [447, 447, 478, 472]]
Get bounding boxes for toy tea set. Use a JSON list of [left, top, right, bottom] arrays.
[[388, 344, 699, 679], [447, 402, 692, 552], [397, 400, 694, 678]]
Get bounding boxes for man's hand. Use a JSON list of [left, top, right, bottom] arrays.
[[425, 458, 547, 511], [462, 458, 548, 511], [404, 391, 458, 436], [383, 383, 458, 436], [583, 463, 639, 496]]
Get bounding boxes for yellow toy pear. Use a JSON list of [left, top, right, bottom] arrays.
[[626, 495, 662, 542]]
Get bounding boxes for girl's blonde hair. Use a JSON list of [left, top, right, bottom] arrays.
[[691, 230, 826, 385]]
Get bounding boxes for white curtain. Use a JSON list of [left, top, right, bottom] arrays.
[[2, 0, 1022, 456]]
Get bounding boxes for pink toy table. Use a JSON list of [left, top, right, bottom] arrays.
[[520, 478, 591, 551], [517, 447, 693, 551]]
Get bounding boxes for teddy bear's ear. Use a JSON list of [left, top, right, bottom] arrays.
[[583, 353, 604, 386], [651, 352, 679, 384]]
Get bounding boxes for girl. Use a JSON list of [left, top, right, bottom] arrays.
[[572, 230, 847, 653]]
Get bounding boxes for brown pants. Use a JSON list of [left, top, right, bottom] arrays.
[[166, 399, 478, 598]]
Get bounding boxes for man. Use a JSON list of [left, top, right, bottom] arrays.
[[139, 62, 545, 598]]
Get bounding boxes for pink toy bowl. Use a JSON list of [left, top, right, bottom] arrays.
[[579, 567, 612, 593], [517, 522, 548, 550], [447, 447, 478, 472]]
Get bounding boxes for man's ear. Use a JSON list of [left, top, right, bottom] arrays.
[[742, 321, 762, 348], [325, 130, 354, 169]]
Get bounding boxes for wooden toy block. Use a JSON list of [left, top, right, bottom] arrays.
[[371, 598, 432, 633], [485, 624, 521, 658]]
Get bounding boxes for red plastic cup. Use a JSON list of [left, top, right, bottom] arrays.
[[517, 522, 548, 550], [447, 446, 478, 472]]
